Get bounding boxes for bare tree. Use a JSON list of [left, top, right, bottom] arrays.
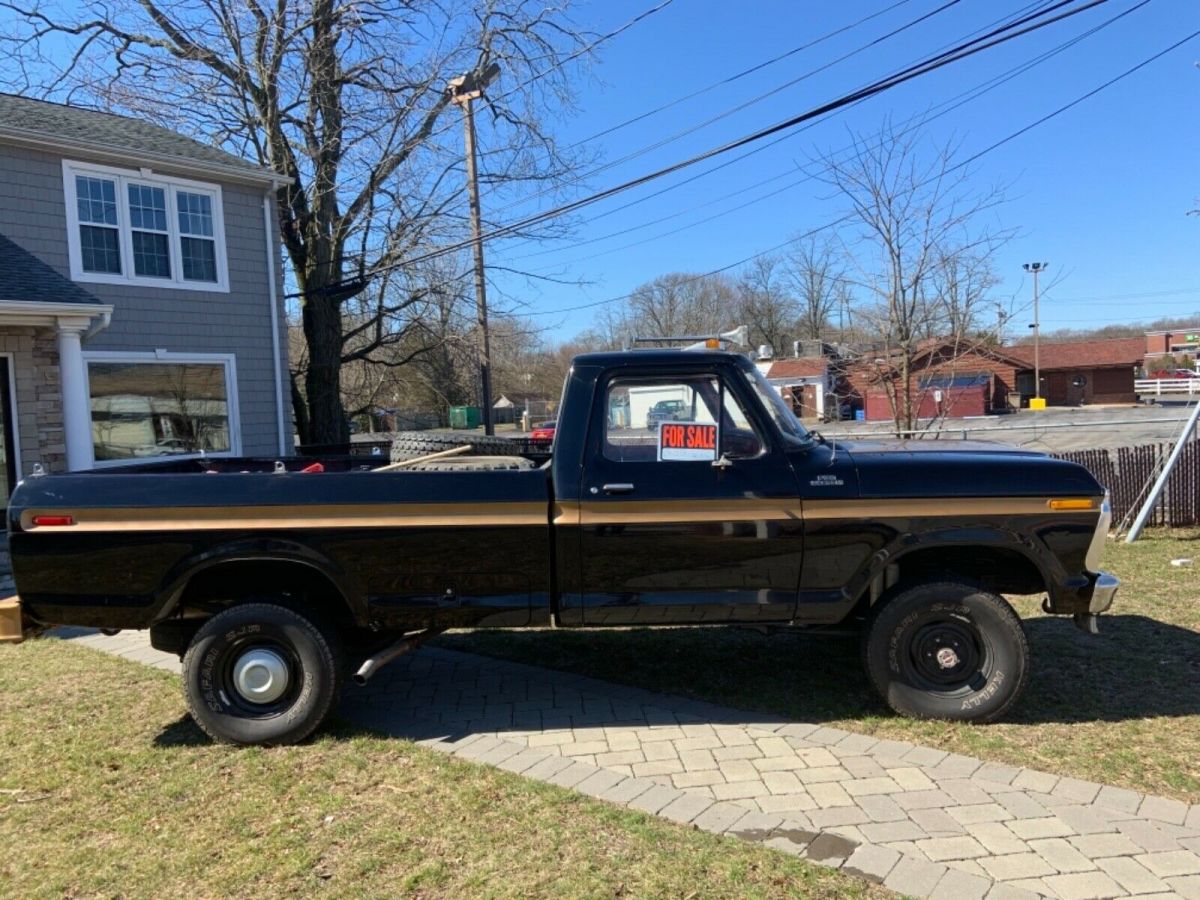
[[736, 255, 797, 355], [821, 123, 1011, 433], [2, 0, 591, 443], [785, 237, 843, 344], [624, 273, 735, 340]]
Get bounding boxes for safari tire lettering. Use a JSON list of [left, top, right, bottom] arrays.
[[865, 580, 1030, 724], [182, 602, 342, 746]]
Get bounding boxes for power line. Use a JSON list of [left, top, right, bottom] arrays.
[[483, 0, 1058, 234], [296, 0, 1109, 299], [507, 1, 1141, 271], [559, 0, 919, 152], [524, 25, 1200, 320], [478, 0, 966, 218]]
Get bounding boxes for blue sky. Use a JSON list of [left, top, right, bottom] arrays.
[[481, 0, 1199, 342]]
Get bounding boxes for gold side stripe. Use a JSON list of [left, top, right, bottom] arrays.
[[802, 497, 1092, 520], [21, 502, 547, 533], [555, 496, 1095, 525], [23, 495, 1097, 533]]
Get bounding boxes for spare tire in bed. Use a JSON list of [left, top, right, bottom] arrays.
[[389, 431, 517, 462], [406, 455, 536, 471]]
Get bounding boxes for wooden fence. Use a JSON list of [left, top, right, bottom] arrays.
[[1053, 440, 1200, 528]]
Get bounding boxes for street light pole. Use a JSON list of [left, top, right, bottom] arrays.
[[449, 62, 501, 435], [1023, 262, 1048, 399]]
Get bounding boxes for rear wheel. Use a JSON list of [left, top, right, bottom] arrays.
[[182, 603, 342, 745], [863, 581, 1029, 723]]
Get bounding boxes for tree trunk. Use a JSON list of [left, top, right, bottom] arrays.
[[290, 372, 311, 446], [302, 292, 348, 444]]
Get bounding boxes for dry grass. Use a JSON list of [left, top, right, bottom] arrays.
[[0, 639, 885, 899], [442, 528, 1200, 802]]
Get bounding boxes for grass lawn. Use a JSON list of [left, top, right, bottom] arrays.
[[0, 640, 885, 899], [441, 528, 1200, 803]]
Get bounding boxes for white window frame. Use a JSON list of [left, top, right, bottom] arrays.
[[82, 350, 242, 468], [0, 352, 23, 482], [63, 160, 230, 293]]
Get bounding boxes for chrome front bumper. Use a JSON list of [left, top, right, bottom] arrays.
[[1089, 571, 1119, 614]]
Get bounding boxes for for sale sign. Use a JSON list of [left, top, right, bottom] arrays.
[[657, 421, 718, 461]]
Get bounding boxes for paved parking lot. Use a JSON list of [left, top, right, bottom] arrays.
[[823, 404, 1197, 454], [61, 628, 1200, 900]]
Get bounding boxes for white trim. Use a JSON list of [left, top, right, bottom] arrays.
[[263, 194, 288, 455], [0, 299, 114, 325], [0, 352, 23, 482], [0, 127, 291, 188], [81, 350, 242, 468], [63, 159, 230, 293]]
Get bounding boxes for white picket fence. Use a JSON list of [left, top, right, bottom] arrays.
[[1134, 378, 1200, 398]]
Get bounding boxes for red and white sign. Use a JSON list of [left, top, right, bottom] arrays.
[[657, 421, 718, 461]]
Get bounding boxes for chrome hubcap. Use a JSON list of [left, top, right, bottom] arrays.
[[936, 647, 960, 670], [232, 648, 290, 704]]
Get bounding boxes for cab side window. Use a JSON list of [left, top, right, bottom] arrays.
[[603, 375, 762, 463]]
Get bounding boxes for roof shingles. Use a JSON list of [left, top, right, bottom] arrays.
[[0, 233, 103, 305], [1002, 336, 1144, 370], [0, 93, 273, 177]]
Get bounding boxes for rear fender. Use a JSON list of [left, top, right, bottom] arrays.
[[151, 538, 366, 625]]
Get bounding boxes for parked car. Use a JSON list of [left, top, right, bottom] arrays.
[[530, 420, 556, 444], [645, 398, 691, 430], [6, 348, 1116, 746]]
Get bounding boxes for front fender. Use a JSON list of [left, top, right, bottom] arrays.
[[846, 523, 1073, 608]]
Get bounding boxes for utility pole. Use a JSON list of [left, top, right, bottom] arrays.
[[1023, 262, 1048, 400], [449, 62, 501, 435]]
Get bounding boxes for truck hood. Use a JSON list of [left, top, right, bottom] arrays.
[[834, 438, 1103, 498]]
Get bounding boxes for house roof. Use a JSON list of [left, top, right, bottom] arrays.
[[766, 358, 827, 379], [0, 233, 103, 305], [1003, 336, 1144, 371], [0, 93, 286, 187]]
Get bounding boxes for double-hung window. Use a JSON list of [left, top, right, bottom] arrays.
[[64, 161, 229, 291]]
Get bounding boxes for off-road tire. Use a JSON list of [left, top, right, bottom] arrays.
[[182, 603, 343, 746], [406, 455, 535, 471], [389, 431, 516, 462], [863, 581, 1030, 723]]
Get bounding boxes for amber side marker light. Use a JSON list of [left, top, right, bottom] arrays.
[[31, 515, 75, 527], [1047, 498, 1096, 511]]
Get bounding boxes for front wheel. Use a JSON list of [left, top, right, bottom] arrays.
[[863, 581, 1030, 723], [182, 603, 343, 745]]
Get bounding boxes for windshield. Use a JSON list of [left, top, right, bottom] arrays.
[[744, 366, 811, 442]]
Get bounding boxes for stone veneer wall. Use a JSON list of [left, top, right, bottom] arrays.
[[0, 327, 64, 476]]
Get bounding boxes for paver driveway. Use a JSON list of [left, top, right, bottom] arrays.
[[62, 628, 1200, 900]]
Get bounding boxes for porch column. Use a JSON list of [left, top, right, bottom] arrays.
[[57, 321, 92, 471]]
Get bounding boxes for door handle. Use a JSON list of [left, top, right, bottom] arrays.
[[601, 483, 635, 494]]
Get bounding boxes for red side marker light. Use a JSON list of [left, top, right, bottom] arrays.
[[32, 515, 75, 527]]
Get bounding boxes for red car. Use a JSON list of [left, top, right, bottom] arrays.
[[530, 420, 556, 444]]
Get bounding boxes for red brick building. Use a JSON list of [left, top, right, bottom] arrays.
[[839, 336, 1144, 421], [1004, 336, 1143, 405]]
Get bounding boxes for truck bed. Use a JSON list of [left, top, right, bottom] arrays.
[[9, 459, 555, 632]]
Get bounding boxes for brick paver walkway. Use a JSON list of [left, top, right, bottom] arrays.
[[57, 629, 1200, 900]]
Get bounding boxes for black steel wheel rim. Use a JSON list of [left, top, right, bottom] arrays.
[[902, 615, 989, 693], [214, 635, 303, 718]]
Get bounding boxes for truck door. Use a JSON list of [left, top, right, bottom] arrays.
[[573, 367, 803, 625]]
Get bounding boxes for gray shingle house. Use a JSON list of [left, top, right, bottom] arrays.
[[0, 94, 291, 506]]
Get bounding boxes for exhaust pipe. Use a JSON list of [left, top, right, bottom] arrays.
[[353, 627, 445, 685]]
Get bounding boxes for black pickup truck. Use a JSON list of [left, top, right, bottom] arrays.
[[6, 349, 1117, 745]]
